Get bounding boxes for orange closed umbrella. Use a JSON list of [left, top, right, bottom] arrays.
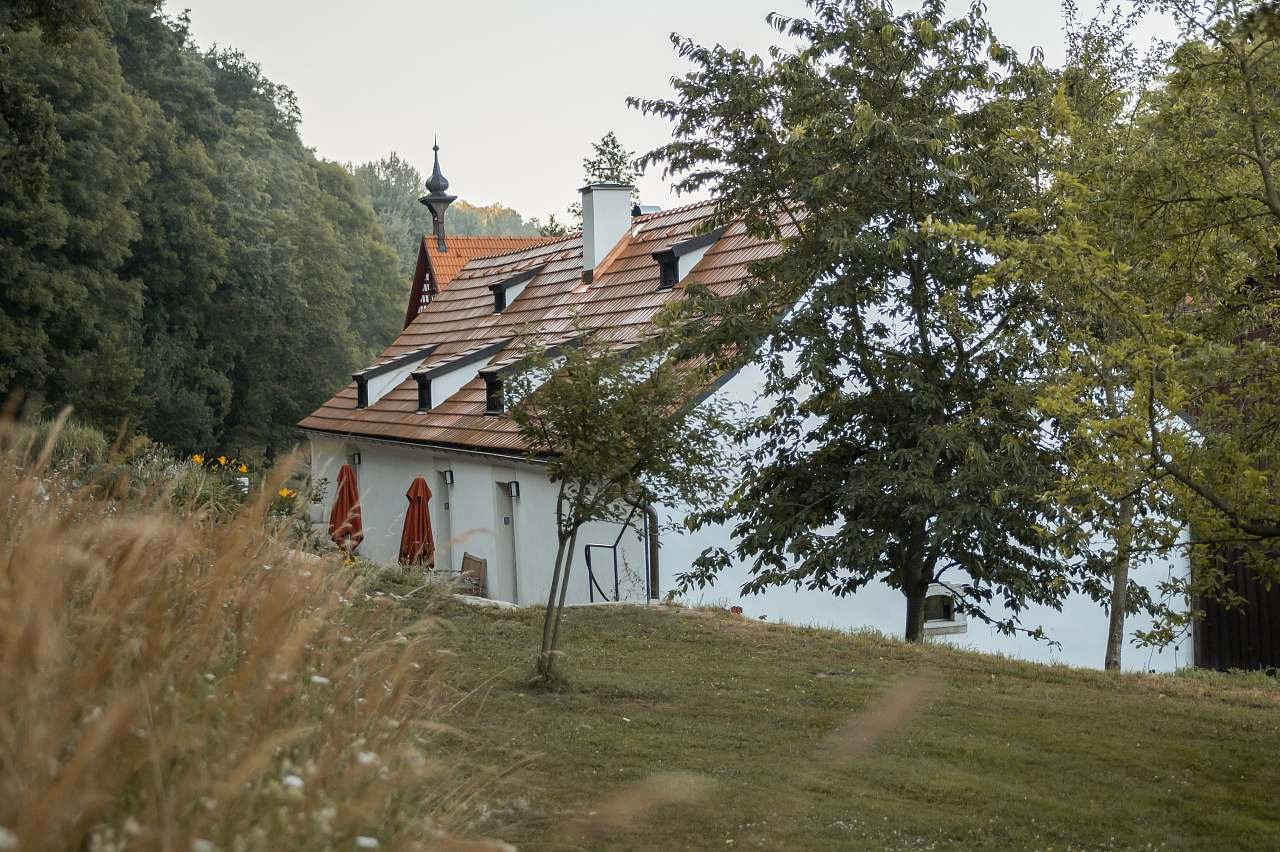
[[328, 463, 364, 553], [398, 476, 436, 568]]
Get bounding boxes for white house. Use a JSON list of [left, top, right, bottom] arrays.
[[300, 147, 1192, 671]]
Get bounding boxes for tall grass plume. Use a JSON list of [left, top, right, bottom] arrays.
[[0, 417, 493, 850]]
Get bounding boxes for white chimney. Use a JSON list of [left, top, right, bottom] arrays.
[[579, 182, 634, 282]]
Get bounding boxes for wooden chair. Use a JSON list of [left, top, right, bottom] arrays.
[[459, 552, 487, 598]]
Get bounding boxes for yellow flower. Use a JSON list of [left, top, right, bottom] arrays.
[[191, 454, 204, 465], [217, 455, 228, 466], [238, 463, 248, 473], [278, 487, 297, 499]]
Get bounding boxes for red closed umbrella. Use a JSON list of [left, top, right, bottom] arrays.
[[328, 463, 364, 553], [398, 476, 436, 568]]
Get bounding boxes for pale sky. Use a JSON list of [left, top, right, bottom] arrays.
[[173, 0, 1174, 220]]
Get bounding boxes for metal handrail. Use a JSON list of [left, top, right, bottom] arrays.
[[585, 545, 615, 603], [583, 504, 641, 603]]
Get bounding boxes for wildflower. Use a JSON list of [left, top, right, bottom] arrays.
[[238, 462, 248, 473], [282, 773, 305, 789], [278, 487, 297, 499], [355, 837, 380, 849], [191, 453, 204, 465], [356, 751, 379, 766], [217, 455, 228, 466], [310, 674, 331, 685]]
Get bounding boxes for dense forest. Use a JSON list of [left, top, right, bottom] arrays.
[[0, 1, 536, 452]]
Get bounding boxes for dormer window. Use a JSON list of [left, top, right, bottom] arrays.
[[656, 250, 678, 291], [484, 375, 504, 415], [411, 338, 511, 414], [488, 265, 545, 313], [351, 344, 437, 410], [651, 225, 727, 292], [416, 373, 432, 411]]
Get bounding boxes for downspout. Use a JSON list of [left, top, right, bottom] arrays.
[[644, 504, 660, 600]]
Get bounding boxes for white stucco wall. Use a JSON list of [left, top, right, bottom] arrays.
[[650, 362, 1194, 673], [308, 352, 1193, 672], [309, 434, 649, 607]]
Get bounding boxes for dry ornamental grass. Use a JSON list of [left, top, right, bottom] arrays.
[[0, 417, 501, 851]]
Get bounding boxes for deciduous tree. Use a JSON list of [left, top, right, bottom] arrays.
[[633, 0, 1099, 641], [944, 0, 1280, 658], [508, 322, 735, 685]]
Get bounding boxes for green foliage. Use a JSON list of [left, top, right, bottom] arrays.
[[633, 0, 1095, 640], [0, 24, 149, 428], [934, 0, 1280, 640], [566, 130, 639, 226], [18, 418, 112, 470], [509, 325, 736, 527], [528, 212, 569, 237], [349, 152, 540, 275], [0, 1, 405, 451], [507, 318, 737, 682]]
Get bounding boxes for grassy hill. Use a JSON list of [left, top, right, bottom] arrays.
[[414, 598, 1280, 850], [5, 421, 1276, 851]]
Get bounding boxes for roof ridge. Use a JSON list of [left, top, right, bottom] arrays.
[[633, 197, 718, 222], [448, 233, 582, 268], [421, 234, 557, 249]]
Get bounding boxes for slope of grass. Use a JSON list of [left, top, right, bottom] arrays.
[[427, 602, 1280, 850]]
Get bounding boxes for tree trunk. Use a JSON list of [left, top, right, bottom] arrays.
[[904, 582, 928, 642], [1104, 495, 1135, 671], [536, 528, 578, 682], [547, 529, 579, 662], [538, 534, 569, 672]]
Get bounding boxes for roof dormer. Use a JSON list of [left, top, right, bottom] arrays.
[[652, 225, 728, 291], [489, 265, 545, 313], [352, 344, 438, 409], [412, 338, 512, 413]]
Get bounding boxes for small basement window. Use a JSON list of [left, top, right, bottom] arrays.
[[923, 583, 966, 636]]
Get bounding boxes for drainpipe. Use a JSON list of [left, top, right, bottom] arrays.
[[644, 504, 660, 600]]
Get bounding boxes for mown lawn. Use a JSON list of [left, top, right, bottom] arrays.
[[419, 599, 1280, 850]]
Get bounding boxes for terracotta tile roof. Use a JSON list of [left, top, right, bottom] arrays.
[[404, 234, 555, 327], [301, 201, 791, 454]]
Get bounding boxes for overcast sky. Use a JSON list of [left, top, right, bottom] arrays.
[[173, 0, 1174, 220]]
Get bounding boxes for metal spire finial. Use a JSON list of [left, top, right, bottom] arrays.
[[420, 134, 457, 251], [425, 135, 450, 195]]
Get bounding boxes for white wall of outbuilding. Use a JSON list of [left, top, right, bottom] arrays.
[[651, 362, 1194, 672], [308, 357, 1193, 672], [309, 434, 649, 607]]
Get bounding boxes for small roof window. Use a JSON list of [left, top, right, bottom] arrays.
[[651, 225, 728, 291], [489, 264, 545, 313]]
